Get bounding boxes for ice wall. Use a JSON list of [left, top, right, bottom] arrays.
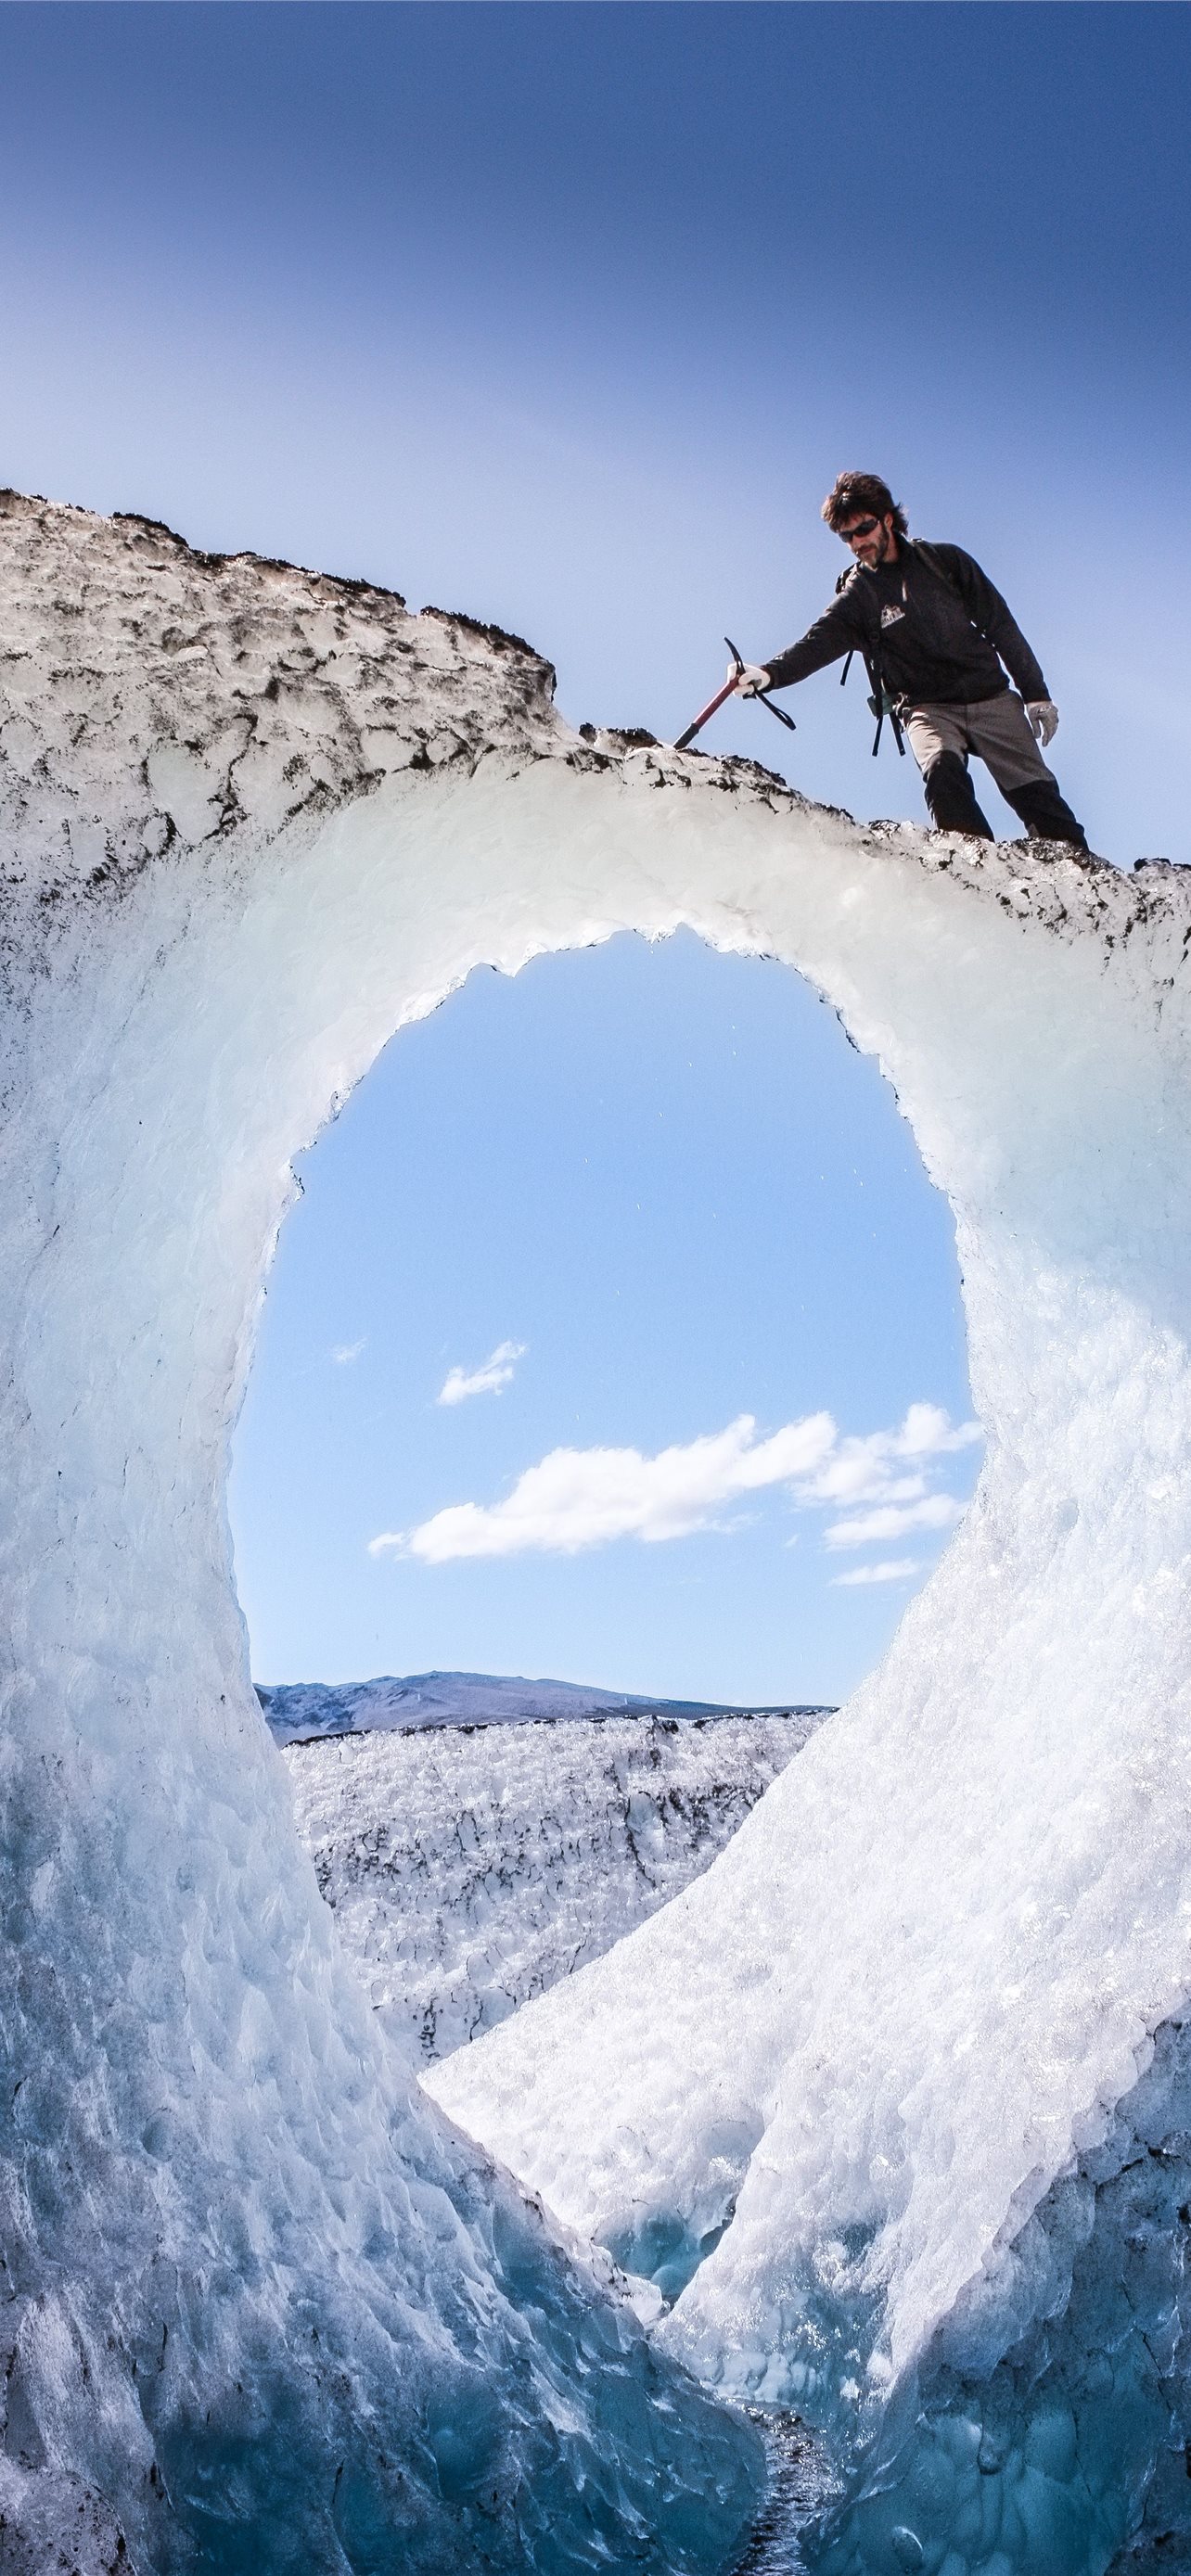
[[4, 488, 1191, 2573]]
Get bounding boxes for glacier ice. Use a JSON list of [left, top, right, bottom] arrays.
[[284, 1712, 822, 2060], [4, 484, 1191, 2572]]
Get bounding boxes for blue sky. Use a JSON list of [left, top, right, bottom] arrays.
[[3, 5, 1186, 1698], [229, 932, 977, 1703]]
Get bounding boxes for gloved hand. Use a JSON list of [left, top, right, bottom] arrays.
[[730, 660, 773, 699], [1026, 700, 1059, 746]]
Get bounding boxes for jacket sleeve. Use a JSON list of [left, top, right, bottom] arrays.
[[762, 587, 866, 692], [930, 544, 1049, 703]]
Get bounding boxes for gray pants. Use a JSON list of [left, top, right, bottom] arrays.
[[903, 692, 1056, 794], [902, 691, 1086, 847]]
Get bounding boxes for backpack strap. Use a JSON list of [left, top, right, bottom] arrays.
[[835, 567, 905, 757], [867, 682, 905, 759], [910, 539, 964, 604]]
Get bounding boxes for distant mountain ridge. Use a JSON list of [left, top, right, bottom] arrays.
[[257, 1669, 828, 1747]]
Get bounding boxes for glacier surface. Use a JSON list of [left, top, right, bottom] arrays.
[[5, 485, 1191, 2573], [284, 1712, 822, 2063]]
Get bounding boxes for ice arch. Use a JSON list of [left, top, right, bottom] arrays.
[[3, 489, 1191, 2574]]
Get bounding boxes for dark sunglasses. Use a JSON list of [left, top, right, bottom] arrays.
[[839, 516, 880, 542]]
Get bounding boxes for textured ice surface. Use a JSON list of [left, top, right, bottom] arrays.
[[5, 487, 1191, 2573], [814, 2013, 1191, 2575], [285, 1712, 822, 2060], [260, 1668, 811, 1745]]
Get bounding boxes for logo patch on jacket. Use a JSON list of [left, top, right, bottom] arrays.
[[880, 604, 906, 628]]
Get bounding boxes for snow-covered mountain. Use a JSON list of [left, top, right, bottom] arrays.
[[284, 1710, 826, 2060], [261, 1665, 822, 1744]]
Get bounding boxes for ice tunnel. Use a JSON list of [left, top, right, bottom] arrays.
[[4, 485, 1191, 2575]]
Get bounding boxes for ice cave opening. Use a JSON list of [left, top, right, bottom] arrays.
[[6, 491, 1191, 2576], [229, 924, 977, 1726]]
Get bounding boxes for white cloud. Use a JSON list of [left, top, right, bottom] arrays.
[[369, 1400, 980, 1570], [826, 1493, 966, 1551], [799, 1404, 980, 1507], [831, 1557, 924, 1588], [373, 1409, 837, 1563], [330, 1338, 366, 1366], [437, 1340, 526, 1407], [897, 1401, 980, 1458]]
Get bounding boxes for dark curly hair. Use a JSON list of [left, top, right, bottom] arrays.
[[821, 472, 909, 538]]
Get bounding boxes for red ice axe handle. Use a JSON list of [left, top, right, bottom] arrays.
[[673, 672, 741, 753], [674, 636, 797, 753]]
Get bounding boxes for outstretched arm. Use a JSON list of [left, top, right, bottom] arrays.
[[762, 589, 865, 693]]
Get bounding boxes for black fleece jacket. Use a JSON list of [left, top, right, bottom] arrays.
[[763, 541, 1049, 710]]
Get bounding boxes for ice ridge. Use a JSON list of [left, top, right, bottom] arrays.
[[284, 1711, 822, 2061], [5, 485, 1191, 2572]]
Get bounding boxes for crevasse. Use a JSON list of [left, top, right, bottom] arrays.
[[3, 488, 1190, 2574]]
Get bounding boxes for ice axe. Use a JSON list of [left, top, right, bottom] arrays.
[[673, 636, 797, 753]]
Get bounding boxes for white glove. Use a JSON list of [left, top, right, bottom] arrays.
[[730, 660, 773, 699], [1027, 700, 1058, 746]]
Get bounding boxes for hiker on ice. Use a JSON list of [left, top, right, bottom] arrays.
[[734, 470, 1087, 849]]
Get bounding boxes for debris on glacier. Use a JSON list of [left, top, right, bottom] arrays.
[[6, 482, 1191, 2575], [284, 1709, 826, 2061]]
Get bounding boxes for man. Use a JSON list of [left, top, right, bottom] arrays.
[[735, 470, 1087, 849]]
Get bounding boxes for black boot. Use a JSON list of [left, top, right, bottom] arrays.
[[1003, 779, 1088, 851], [922, 751, 994, 839]]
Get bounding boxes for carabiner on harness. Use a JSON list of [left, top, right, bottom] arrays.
[[839, 649, 905, 757]]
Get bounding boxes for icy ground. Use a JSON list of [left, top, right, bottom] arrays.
[[284, 1711, 824, 2062], [737, 2417, 841, 2574], [284, 1705, 839, 2571], [6, 486, 1191, 2574]]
